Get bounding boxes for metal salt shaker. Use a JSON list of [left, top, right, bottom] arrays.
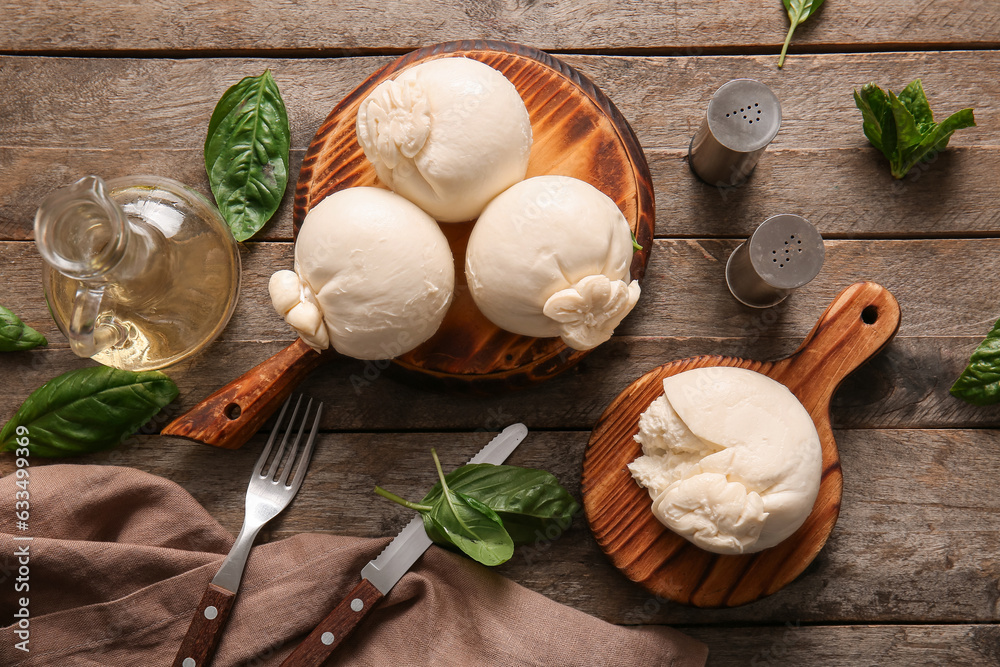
[[689, 79, 782, 187], [726, 214, 825, 308]]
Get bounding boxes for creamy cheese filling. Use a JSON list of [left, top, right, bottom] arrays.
[[628, 367, 822, 555]]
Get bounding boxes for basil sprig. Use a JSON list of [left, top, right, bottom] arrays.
[[778, 0, 825, 69], [205, 69, 290, 242], [0, 305, 46, 351], [952, 317, 1000, 406], [376, 455, 579, 566], [0, 366, 178, 457], [854, 80, 976, 179]]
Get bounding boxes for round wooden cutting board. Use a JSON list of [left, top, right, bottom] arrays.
[[294, 39, 655, 390], [581, 282, 901, 607]]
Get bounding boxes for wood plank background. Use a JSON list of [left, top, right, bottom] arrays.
[[1, 1, 999, 664]]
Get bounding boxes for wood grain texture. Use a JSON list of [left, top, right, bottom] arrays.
[[1, 428, 999, 626], [8, 237, 1000, 345], [161, 339, 323, 449], [280, 578, 383, 666], [583, 283, 900, 606], [1, 52, 997, 241], [172, 583, 237, 667], [686, 624, 1000, 667], [295, 40, 654, 388], [1, 1, 998, 53]]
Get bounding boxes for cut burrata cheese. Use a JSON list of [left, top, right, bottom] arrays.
[[627, 367, 822, 555], [356, 56, 532, 223], [268, 187, 454, 360], [465, 175, 641, 350]]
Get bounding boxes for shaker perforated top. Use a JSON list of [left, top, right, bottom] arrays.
[[747, 214, 825, 290], [707, 79, 782, 154]]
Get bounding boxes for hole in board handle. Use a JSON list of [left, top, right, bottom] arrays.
[[861, 305, 879, 325], [225, 403, 242, 420]]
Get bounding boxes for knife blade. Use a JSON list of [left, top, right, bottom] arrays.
[[279, 423, 528, 667]]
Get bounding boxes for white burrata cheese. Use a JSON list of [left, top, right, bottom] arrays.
[[268, 187, 455, 360], [464, 175, 641, 351], [356, 56, 532, 223], [628, 367, 822, 555]]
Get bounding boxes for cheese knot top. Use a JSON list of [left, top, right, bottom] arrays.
[[356, 57, 532, 223], [465, 175, 641, 351], [628, 367, 822, 555], [269, 187, 455, 360]]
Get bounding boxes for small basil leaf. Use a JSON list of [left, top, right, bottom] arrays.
[[898, 79, 934, 133], [428, 490, 514, 567], [951, 317, 1000, 405], [0, 305, 47, 352], [854, 83, 894, 157], [205, 69, 290, 242], [421, 464, 579, 546], [856, 80, 975, 179], [0, 366, 178, 457], [778, 0, 825, 68]]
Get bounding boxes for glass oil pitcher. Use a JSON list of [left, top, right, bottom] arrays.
[[35, 175, 241, 371]]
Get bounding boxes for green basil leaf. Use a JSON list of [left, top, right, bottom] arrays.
[[856, 80, 975, 179], [0, 366, 178, 457], [888, 91, 922, 155], [951, 317, 1000, 405], [428, 490, 514, 567], [897, 79, 934, 133], [778, 0, 825, 68], [421, 464, 579, 546], [0, 305, 47, 352], [854, 83, 895, 157], [205, 69, 290, 242]]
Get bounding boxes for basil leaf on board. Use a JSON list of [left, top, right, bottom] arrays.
[[420, 464, 579, 545], [854, 80, 975, 179], [0, 366, 178, 457], [951, 317, 1000, 406], [0, 305, 47, 351], [778, 0, 825, 68], [205, 69, 290, 242]]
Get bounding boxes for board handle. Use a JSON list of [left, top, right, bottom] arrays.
[[162, 339, 324, 450], [777, 281, 900, 403]]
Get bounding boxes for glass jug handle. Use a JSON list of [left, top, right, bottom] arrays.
[[35, 176, 131, 360], [68, 284, 123, 358]]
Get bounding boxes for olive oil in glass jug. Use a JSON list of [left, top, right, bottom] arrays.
[[35, 175, 241, 371]]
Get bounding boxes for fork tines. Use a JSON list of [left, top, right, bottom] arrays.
[[255, 394, 323, 492]]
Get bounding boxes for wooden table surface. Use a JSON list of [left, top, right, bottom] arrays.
[[3, 2, 1000, 665]]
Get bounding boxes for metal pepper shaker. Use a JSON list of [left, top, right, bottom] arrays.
[[725, 214, 824, 308], [689, 79, 782, 187]]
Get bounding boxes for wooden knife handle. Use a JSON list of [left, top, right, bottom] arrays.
[[162, 338, 324, 450], [172, 583, 237, 667], [280, 579, 384, 667]]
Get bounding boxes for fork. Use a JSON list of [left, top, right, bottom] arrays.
[[173, 394, 323, 667]]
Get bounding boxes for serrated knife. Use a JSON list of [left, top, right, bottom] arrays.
[[280, 423, 529, 667]]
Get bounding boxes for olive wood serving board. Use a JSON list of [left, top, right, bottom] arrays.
[[164, 39, 654, 449], [581, 282, 901, 607]]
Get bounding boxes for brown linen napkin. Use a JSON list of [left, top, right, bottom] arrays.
[[0, 465, 707, 666]]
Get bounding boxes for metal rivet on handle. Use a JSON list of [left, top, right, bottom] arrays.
[[689, 79, 782, 188], [204, 606, 218, 620], [321, 632, 335, 645], [350, 598, 364, 612], [726, 214, 824, 308], [183, 659, 196, 667]]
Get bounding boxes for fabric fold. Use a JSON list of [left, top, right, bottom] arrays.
[[0, 465, 707, 666]]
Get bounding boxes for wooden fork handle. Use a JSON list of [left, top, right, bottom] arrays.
[[172, 583, 237, 667], [280, 579, 384, 666], [162, 339, 324, 450]]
